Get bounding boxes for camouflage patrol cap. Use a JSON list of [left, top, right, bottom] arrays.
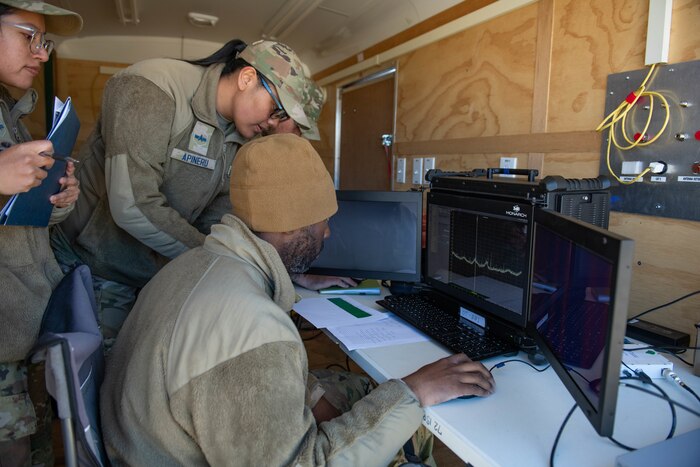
[[1, 1, 83, 36], [240, 40, 326, 140], [302, 79, 327, 137]]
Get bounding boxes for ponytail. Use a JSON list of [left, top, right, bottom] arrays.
[[185, 39, 250, 76]]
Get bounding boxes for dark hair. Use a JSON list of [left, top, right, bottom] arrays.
[[0, 4, 15, 17], [186, 39, 251, 76]]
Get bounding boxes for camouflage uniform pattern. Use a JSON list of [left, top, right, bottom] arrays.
[[311, 369, 436, 467], [0, 1, 83, 36], [0, 362, 35, 441], [0, 361, 53, 466], [240, 40, 326, 140]]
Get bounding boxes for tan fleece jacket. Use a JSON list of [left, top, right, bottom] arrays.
[[0, 85, 71, 361], [100, 214, 424, 466], [58, 59, 246, 288]]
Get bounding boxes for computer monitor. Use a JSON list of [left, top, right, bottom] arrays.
[[308, 190, 423, 282], [526, 208, 633, 437], [424, 190, 533, 329]]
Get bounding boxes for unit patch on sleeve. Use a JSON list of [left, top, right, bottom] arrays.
[[170, 148, 216, 170], [189, 122, 215, 155]]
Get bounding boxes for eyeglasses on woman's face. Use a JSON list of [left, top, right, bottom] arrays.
[[0, 21, 54, 56], [258, 73, 289, 122]]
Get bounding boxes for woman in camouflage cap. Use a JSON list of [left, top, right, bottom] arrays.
[[51, 38, 353, 349], [0, 2, 82, 465]]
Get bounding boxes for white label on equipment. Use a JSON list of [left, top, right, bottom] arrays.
[[460, 307, 486, 328], [650, 176, 667, 182], [678, 176, 700, 183]]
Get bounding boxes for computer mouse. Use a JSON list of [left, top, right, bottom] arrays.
[[527, 351, 548, 366]]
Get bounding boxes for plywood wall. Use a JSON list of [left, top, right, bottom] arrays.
[[318, 0, 700, 344], [22, 58, 128, 152], [54, 59, 129, 149]]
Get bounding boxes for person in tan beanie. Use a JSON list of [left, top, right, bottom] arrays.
[[100, 134, 495, 466]]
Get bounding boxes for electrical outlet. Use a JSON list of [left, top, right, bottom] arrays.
[[412, 158, 424, 185], [423, 157, 436, 183], [500, 157, 517, 178], [396, 158, 406, 183], [500, 157, 517, 169]]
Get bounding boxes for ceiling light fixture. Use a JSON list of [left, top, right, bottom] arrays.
[[114, 0, 140, 24], [262, 0, 324, 40], [187, 12, 219, 28]]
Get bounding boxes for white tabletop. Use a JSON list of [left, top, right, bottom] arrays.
[[297, 287, 700, 466]]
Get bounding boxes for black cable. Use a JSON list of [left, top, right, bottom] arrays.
[[625, 345, 699, 353], [489, 359, 550, 373], [549, 372, 696, 465], [549, 404, 577, 467], [609, 375, 677, 450], [681, 384, 700, 404], [621, 360, 636, 375], [566, 366, 592, 384], [620, 383, 700, 417], [325, 363, 349, 372], [627, 290, 700, 321], [675, 355, 694, 366], [302, 331, 323, 341]]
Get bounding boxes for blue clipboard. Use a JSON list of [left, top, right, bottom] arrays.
[[0, 97, 80, 227]]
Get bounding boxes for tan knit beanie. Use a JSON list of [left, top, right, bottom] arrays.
[[230, 134, 337, 232]]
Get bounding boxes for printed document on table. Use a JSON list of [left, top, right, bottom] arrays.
[[328, 314, 429, 350], [293, 297, 387, 329]]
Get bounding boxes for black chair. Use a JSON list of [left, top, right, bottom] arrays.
[[28, 265, 109, 467]]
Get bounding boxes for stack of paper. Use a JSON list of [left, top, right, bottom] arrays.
[[1, 97, 80, 226], [293, 297, 428, 350]]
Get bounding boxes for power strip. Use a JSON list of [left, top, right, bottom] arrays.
[[626, 319, 690, 348]]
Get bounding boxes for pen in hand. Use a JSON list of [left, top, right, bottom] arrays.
[[39, 151, 80, 165]]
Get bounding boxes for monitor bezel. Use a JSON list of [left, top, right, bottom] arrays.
[[307, 190, 423, 283], [526, 208, 633, 437]]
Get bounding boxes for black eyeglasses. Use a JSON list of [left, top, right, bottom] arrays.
[[0, 21, 54, 56], [258, 74, 289, 121]]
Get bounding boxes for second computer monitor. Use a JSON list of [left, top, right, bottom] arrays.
[[527, 208, 633, 437], [308, 190, 423, 282]]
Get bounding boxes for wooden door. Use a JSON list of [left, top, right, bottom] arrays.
[[339, 74, 394, 190]]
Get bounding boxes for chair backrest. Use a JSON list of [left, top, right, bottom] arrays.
[[28, 265, 109, 467]]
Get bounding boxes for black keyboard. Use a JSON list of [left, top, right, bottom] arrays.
[[377, 293, 517, 361]]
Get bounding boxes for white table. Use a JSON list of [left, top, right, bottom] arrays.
[[297, 287, 700, 466]]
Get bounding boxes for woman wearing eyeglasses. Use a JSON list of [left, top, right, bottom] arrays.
[[51, 39, 353, 347], [0, 2, 82, 465]]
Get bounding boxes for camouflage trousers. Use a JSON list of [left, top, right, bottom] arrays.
[[0, 361, 53, 467], [310, 369, 435, 466], [50, 228, 138, 352]]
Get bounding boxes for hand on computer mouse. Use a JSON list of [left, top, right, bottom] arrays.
[[291, 274, 358, 290], [402, 353, 495, 407]]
